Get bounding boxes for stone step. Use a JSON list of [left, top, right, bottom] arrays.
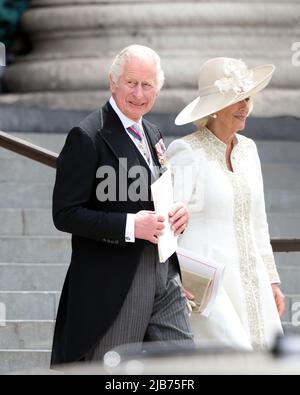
[[0, 157, 55, 182], [0, 321, 54, 350], [0, 291, 60, 321], [0, 182, 53, 209], [268, 214, 300, 238], [0, 236, 71, 263], [265, 190, 300, 214], [256, 141, 300, 165], [1, 134, 299, 162], [272, 254, 300, 312], [0, 321, 297, 373], [277, 266, 300, 295], [0, 184, 299, 212], [0, 264, 68, 292], [0, 261, 297, 297], [275, 252, 300, 268], [0, 288, 298, 323], [0, 238, 297, 267], [1, 158, 299, 188], [0, 209, 298, 237], [0, 350, 51, 375], [1, 316, 297, 355], [261, 165, 300, 190], [1, 134, 299, 166], [0, 209, 63, 236], [0, 310, 297, 375]]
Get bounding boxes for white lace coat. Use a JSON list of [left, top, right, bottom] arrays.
[[167, 128, 283, 350]]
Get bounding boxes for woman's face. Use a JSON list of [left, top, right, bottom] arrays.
[[216, 98, 251, 132]]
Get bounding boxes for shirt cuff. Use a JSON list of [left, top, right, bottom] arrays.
[[125, 213, 136, 243]]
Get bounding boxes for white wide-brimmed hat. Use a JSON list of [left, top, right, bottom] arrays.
[[175, 57, 275, 126]]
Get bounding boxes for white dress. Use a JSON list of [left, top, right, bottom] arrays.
[[167, 127, 283, 351]]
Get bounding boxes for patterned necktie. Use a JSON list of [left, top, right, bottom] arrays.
[[127, 124, 151, 166]]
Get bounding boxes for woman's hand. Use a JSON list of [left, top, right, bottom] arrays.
[[169, 202, 190, 236], [272, 284, 285, 317]]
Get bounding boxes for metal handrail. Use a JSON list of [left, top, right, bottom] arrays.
[[1, 130, 300, 252], [0, 130, 57, 168], [271, 239, 300, 253]]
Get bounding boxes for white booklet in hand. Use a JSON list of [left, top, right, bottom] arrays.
[[151, 169, 178, 263], [177, 247, 225, 317]]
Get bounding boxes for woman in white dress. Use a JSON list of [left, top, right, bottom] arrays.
[[167, 57, 285, 351]]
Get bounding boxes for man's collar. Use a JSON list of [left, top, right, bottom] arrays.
[[109, 97, 143, 129]]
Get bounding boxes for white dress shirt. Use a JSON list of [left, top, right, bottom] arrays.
[[109, 97, 156, 172], [109, 97, 155, 243]]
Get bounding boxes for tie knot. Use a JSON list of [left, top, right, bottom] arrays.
[[127, 123, 151, 166], [128, 124, 143, 142], [133, 123, 143, 135]]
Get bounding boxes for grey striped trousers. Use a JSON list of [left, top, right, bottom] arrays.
[[85, 245, 194, 361]]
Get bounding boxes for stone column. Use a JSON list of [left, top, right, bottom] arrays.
[[1, 0, 300, 117]]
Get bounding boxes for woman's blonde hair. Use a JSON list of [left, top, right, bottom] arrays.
[[194, 116, 210, 129], [194, 98, 254, 129]]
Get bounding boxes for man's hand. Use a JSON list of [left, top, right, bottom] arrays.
[[272, 284, 285, 317], [135, 211, 165, 244], [169, 202, 190, 236], [184, 288, 196, 315], [184, 288, 195, 301]]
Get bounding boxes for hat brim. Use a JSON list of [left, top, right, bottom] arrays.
[[175, 64, 275, 126]]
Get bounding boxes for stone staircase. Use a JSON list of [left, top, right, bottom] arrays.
[[0, 133, 69, 374], [256, 141, 300, 333], [0, 133, 300, 374]]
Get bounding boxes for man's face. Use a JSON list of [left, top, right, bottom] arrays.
[[110, 57, 159, 122]]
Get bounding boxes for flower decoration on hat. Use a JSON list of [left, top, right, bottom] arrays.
[[214, 59, 256, 94]]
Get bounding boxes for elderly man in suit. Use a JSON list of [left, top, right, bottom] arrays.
[[51, 45, 193, 365]]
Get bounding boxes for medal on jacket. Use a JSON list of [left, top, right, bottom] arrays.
[[154, 138, 167, 168]]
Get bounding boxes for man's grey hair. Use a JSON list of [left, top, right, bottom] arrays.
[[110, 45, 165, 91]]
